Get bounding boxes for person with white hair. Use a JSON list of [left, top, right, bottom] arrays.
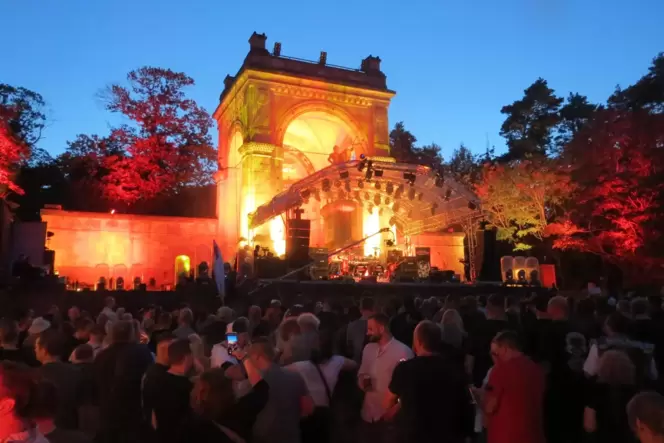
[[287, 313, 320, 364]]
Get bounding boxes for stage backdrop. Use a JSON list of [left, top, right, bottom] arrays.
[[41, 209, 218, 287], [409, 232, 465, 281]]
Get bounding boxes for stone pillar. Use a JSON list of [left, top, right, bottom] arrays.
[[239, 142, 283, 244], [373, 105, 390, 156]]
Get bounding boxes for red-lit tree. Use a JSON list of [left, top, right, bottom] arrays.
[[547, 110, 664, 280], [98, 67, 215, 205], [475, 158, 571, 250], [0, 108, 30, 199]]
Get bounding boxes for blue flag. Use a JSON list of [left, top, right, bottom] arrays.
[[213, 240, 226, 301]]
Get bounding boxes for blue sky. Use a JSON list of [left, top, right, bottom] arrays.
[[2, 0, 663, 160]]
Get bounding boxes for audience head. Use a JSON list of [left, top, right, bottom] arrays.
[[413, 320, 442, 356], [367, 313, 390, 343], [359, 295, 375, 317], [89, 325, 105, 344], [71, 344, 94, 364], [247, 337, 276, 370], [179, 308, 193, 327], [232, 317, 251, 347], [604, 311, 630, 337], [486, 294, 505, 317], [216, 307, 235, 324], [0, 319, 19, 346], [110, 320, 135, 344], [67, 306, 80, 323], [440, 309, 466, 349], [35, 329, 67, 363], [27, 317, 51, 337], [104, 296, 116, 310], [157, 312, 172, 329], [279, 318, 301, 343], [168, 338, 193, 374], [0, 362, 39, 436], [73, 318, 94, 340], [248, 305, 262, 324], [490, 330, 522, 363], [597, 350, 635, 386], [297, 313, 320, 334], [155, 332, 176, 365], [547, 295, 569, 320], [190, 368, 235, 421], [627, 391, 664, 443]]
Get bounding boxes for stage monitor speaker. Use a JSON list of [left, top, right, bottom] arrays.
[[286, 219, 311, 269], [255, 257, 288, 279]]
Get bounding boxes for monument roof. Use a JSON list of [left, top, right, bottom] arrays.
[[219, 32, 394, 102]]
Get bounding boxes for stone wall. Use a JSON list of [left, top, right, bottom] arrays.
[[41, 209, 218, 287]]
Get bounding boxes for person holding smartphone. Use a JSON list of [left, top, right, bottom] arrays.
[[211, 318, 251, 370]]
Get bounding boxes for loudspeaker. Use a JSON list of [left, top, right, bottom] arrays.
[[286, 219, 311, 269], [478, 228, 501, 281], [43, 250, 55, 275]]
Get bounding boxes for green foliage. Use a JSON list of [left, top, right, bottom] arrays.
[[499, 78, 563, 160]]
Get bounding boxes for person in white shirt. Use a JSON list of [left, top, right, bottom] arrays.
[[357, 313, 413, 443], [211, 317, 251, 369]]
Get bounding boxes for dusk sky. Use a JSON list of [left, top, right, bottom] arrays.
[[3, 0, 663, 160]]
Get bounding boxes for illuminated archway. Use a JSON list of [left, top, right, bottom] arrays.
[[175, 255, 191, 280]]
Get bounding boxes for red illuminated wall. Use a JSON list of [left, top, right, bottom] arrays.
[[410, 232, 466, 280], [41, 209, 218, 287]]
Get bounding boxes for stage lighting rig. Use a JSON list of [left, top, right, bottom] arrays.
[[322, 179, 331, 192], [386, 182, 394, 194], [344, 181, 351, 192], [339, 170, 349, 179], [373, 194, 381, 206], [300, 189, 311, 199], [358, 179, 364, 189], [374, 169, 384, 178], [374, 181, 382, 190]]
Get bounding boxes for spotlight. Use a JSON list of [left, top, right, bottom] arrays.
[[344, 181, 351, 193], [431, 203, 438, 216], [385, 197, 391, 206], [394, 186, 403, 199], [334, 180, 342, 188], [374, 169, 384, 178], [374, 181, 382, 190], [339, 170, 349, 179], [373, 194, 381, 206], [322, 179, 331, 192], [386, 182, 394, 194], [434, 172, 444, 188], [445, 189, 452, 201], [367, 204, 374, 215], [408, 188, 416, 200], [358, 179, 364, 189], [468, 201, 477, 210]]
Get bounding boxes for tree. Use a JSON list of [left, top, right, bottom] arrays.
[[608, 53, 664, 113], [0, 113, 29, 198], [98, 67, 215, 205], [446, 143, 487, 187], [0, 84, 49, 164], [413, 142, 443, 170], [389, 122, 418, 163], [547, 109, 664, 280], [555, 93, 598, 153], [500, 78, 563, 160], [475, 159, 571, 251]]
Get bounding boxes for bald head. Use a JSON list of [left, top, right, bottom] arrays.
[[413, 320, 442, 355]]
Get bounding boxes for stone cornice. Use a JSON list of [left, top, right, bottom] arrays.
[[214, 69, 394, 121]]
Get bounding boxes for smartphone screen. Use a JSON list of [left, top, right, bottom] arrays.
[[226, 332, 238, 344]]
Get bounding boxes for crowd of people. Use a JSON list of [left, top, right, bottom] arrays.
[[0, 289, 663, 443]]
